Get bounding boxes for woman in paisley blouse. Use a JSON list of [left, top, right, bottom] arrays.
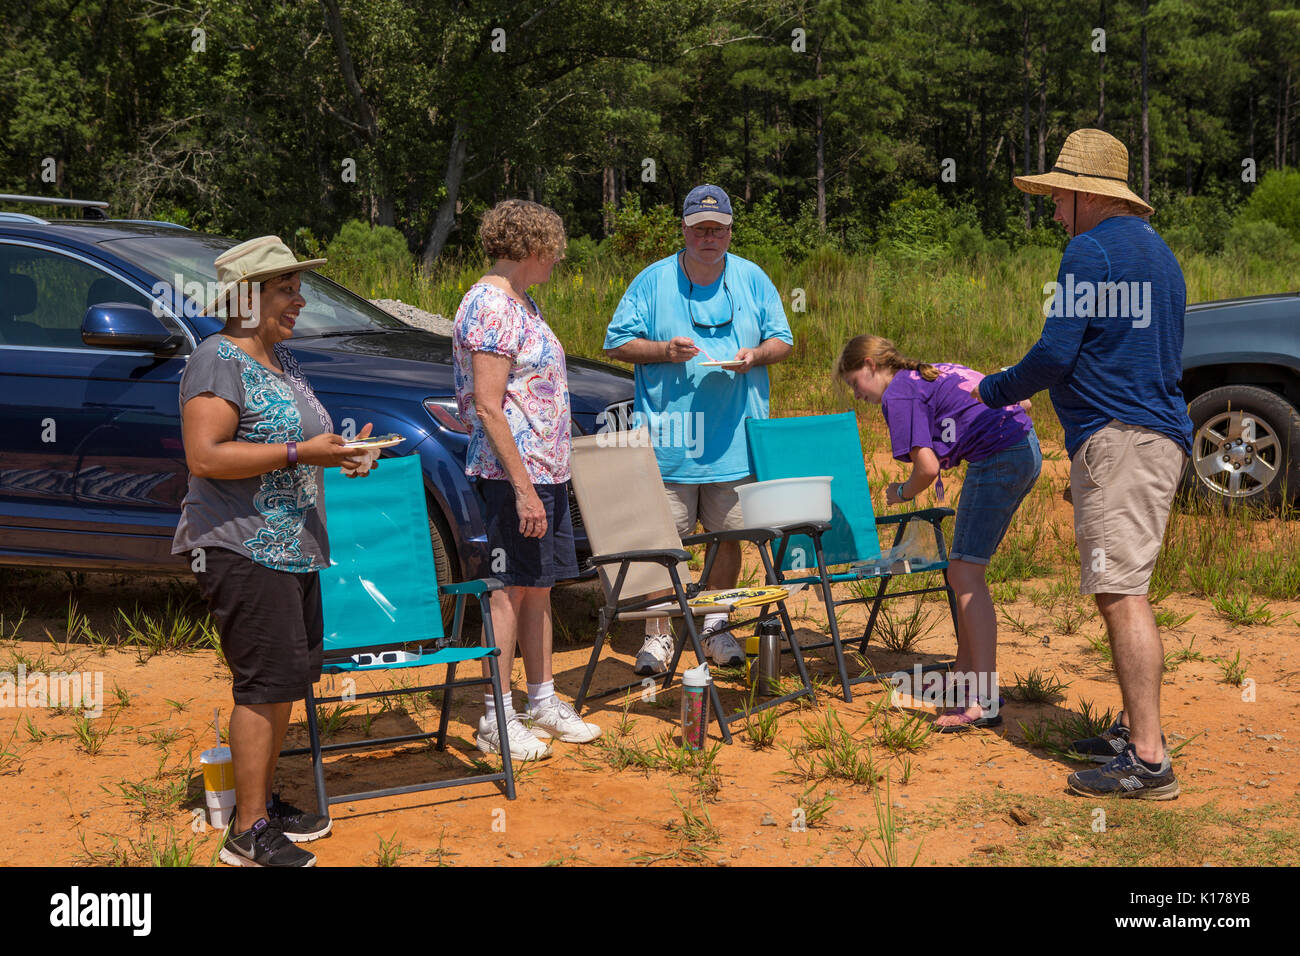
[[453, 200, 601, 762], [173, 236, 373, 867]]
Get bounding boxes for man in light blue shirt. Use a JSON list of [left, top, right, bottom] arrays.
[[604, 184, 793, 673]]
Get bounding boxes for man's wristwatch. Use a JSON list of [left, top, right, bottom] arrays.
[[895, 481, 913, 502], [286, 441, 298, 466]]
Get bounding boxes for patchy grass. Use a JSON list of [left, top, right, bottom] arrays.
[[1212, 592, 1285, 628], [116, 595, 220, 662], [0, 721, 22, 774], [1084, 631, 1114, 666], [743, 703, 781, 749], [874, 710, 934, 754], [104, 748, 198, 824], [374, 832, 410, 866], [1154, 607, 1195, 631], [869, 596, 937, 653], [785, 708, 881, 786], [1215, 650, 1249, 686], [938, 791, 1300, 866], [635, 789, 721, 865], [842, 774, 920, 867], [76, 827, 221, 867], [795, 784, 838, 828], [72, 713, 116, 756], [1016, 697, 1118, 759], [1006, 667, 1070, 704], [1051, 605, 1090, 636], [1164, 637, 1205, 671], [999, 606, 1037, 637]]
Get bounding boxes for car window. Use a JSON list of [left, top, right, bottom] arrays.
[[0, 244, 154, 348], [103, 234, 409, 337]]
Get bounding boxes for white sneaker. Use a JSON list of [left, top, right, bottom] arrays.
[[476, 713, 552, 761], [524, 697, 602, 744], [634, 632, 675, 676], [701, 619, 744, 667]]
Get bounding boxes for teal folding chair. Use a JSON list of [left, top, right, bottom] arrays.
[[280, 454, 515, 813], [746, 413, 959, 701]]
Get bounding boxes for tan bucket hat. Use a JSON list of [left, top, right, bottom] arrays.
[[201, 235, 326, 316], [1013, 128, 1153, 216]]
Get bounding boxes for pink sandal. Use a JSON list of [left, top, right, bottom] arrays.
[[934, 706, 1003, 734]]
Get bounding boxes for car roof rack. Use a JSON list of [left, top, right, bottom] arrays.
[[113, 219, 191, 230], [0, 193, 110, 220], [0, 195, 189, 230]]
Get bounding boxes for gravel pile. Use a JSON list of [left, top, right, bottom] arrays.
[[369, 298, 454, 336]]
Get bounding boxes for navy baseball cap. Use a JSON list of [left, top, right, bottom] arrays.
[[682, 184, 733, 226]]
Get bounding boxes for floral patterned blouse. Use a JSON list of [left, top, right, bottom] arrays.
[[452, 281, 571, 484]]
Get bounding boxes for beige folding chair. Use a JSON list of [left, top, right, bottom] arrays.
[[569, 429, 815, 743]]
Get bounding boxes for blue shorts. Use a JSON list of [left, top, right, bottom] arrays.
[[476, 479, 579, 588], [948, 429, 1042, 565]]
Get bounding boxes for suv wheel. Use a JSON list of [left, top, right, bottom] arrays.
[[1184, 385, 1300, 509], [426, 495, 459, 628]]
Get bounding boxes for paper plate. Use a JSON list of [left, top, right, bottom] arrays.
[[343, 434, 405, 450], [699, 359, 747, 368]]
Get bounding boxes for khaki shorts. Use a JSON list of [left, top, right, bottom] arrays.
[[664, 477, 752, 537], [1071, 421, 1187, 595]]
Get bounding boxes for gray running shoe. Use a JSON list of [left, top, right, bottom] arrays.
[[1067, 744, 1179, 800]]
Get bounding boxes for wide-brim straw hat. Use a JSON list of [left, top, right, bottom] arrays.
[[1013, 128, 1153, 216], [201, 235, 327, 316]]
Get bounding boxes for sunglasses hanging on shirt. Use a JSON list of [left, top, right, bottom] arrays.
[[679, 251, 736, 330]]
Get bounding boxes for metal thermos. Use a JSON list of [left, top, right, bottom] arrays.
[[755, 617, 782, 696]]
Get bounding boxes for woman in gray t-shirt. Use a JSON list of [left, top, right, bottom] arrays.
[[173, 236, 373, 868]]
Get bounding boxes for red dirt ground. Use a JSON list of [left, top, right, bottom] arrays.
[[3, 448, 1298, 867]]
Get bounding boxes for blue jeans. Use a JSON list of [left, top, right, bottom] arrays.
[[948, 429, 1042, 565]]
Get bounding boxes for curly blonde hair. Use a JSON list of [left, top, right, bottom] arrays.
[[479, 199, 566, 261]]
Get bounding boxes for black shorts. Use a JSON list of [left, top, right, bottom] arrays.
[[194, 547, 323, 705], [477, 479, 579, 588]]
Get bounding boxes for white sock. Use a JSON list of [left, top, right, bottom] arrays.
[[484, 692, 515, 723], [645, 616, 672, 638], [527, 680, 555, 710], [703, 613, 728, 635]]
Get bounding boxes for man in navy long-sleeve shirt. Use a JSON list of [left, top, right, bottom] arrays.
[[977, 129, 1192, 801]]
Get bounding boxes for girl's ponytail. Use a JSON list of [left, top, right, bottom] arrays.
[[836, 335, 939, 382]]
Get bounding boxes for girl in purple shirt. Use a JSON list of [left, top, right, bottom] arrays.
[[836, 335, 1041, 731]]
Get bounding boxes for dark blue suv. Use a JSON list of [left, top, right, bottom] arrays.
[[0, 199, 633, 586]]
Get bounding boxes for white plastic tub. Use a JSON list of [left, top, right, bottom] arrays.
[[738, 476, 833, 528]]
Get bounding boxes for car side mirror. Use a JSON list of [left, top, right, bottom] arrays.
[[82, 303, 185, 354]]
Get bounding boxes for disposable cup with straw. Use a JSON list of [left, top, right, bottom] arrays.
[[200, 708, 235, 828]]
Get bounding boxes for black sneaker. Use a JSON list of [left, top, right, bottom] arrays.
[[268, 792, 332, 842], [1070, 713, 1131, 763], [220, 818, 316, 867], [1067, 744, 1180, 800], [1071, 714, 1167, 764]]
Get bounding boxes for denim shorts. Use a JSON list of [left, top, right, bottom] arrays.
[[948, 429, 1042, 565], [476, 479, 579, 588]]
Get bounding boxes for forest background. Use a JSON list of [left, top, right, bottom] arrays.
[[4, 0, 1298, 266]]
